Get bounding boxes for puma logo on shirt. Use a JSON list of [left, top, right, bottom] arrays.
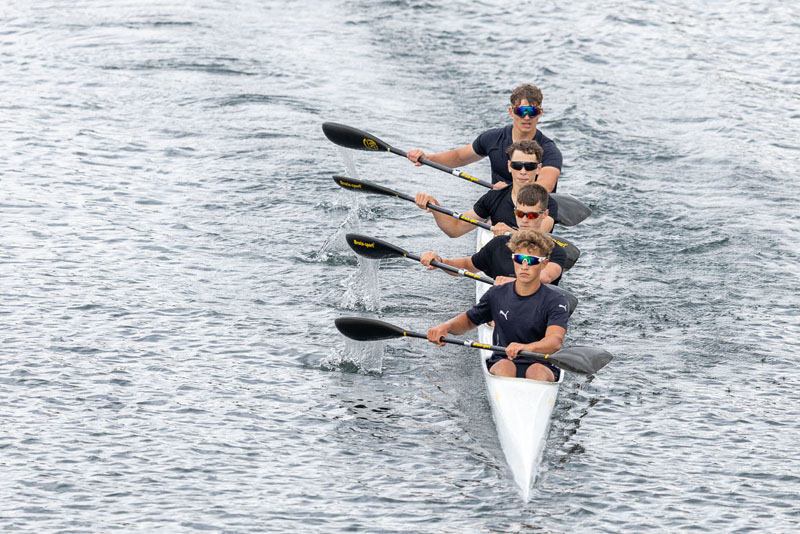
[[499, 310, 509, 320], [558, 304, 568, 312]]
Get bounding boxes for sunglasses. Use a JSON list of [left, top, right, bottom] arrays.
[[509, 160, 540, 171], [514, 207, 546, 220], [511, 253, 547, 266], [513, 105, 540, 118]]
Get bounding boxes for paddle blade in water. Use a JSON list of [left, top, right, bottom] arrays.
[[345, 233, 407, 260], [322, 122, 391, 152], [334, 317, 407, 341], [551, 346, 613, 374]]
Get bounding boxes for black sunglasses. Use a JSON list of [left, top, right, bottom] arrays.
[[509, 161, 540, 171]]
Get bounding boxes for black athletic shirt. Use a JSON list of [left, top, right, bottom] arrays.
[[466, 282, 569, 363], [470, 234, 567, 285], [472, 125, 563, 191], [472, 185, 515, 227]]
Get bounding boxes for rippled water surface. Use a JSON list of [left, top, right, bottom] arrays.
[[2, 1, 798, 532]]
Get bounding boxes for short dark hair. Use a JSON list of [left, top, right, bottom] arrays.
[[505, 140, 543, 162], [516, 184, 549, 211], [510, 84, 543, 107]]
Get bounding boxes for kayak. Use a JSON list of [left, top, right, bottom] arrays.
[[475, 227, 563, 501]]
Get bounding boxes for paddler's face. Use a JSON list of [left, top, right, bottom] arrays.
[[508, 98, 541, 134], [507, 149, 541, 188], [512, 246, 547, 282], [514, 201, 548, 231]]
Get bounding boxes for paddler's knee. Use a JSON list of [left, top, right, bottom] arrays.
[[526, 363, 555, 382], [489, 359, 516, 377]]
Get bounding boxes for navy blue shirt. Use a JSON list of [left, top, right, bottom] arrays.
[[471, 234, 567, 285], [472, 125, 563, 191], [466, 282, 569, 362]]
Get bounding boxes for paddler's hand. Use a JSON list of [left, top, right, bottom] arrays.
[[414, 192, 440, 212], [420, 251, 442, 270], [427, 323, 449, 346], [491, 222, 515, 236], [492, 181, 510, 190], [542, 215, 555, 233], [407, 149, 426, 166], [494, 275, 515, 286], [505, 342, 527, 360]]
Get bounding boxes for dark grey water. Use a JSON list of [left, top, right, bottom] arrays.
[[2, 1, 798, 532]]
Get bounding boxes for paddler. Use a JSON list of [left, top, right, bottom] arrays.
[[418, 183, 566, 286], [414, 140, 554, 234], [407, 83, 562, 224], [426, 230, 568, 382]]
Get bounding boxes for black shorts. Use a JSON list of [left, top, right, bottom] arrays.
[[486, 354, 561, 381]]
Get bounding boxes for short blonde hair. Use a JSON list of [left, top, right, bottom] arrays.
[[508, 229, 554, 258]]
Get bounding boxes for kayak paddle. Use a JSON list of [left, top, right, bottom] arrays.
[[322, 121, 591, 226], [334, 317, 612, 375], [333, 175, 580, 270], [345, 233, 578, 316]]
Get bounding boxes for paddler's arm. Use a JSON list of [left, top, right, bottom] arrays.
[[536, 166, 560, 193], [420, 252, 478, 275], [406, 144, 483, 168], [505, 325, 566, 359], [427, 313, 477, 347], [414, 192, 478, 238], [539, 260, 562, 285]]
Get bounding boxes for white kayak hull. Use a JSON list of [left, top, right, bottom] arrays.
[[476, 228, 563, 501]]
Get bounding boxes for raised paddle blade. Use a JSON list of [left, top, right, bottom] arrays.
[[332, 175, 407, 200], [551, 193, 592, 227], [549, 346, 613, 375], [322, 122, 394, 153], [335, 317, 407, 341], [345, 233, 408, 260]]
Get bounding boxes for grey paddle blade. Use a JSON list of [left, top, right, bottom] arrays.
[[551, 346, 613, 374]]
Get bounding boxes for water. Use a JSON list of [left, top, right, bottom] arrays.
[[2, 1, 798, 532]]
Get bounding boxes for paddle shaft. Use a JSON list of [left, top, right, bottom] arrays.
[[395, 329, 567, 367], [398, 249, 495, 285], [333, 175, 493, 230]]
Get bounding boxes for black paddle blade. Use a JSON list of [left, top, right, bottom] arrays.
[[551, 346, 613, 374], [322, 122, 391, 152], [345, 233, 407, 260], [551, 193, 592, 226], [335, 317, 407, 341], [332, 175, 401, 198]]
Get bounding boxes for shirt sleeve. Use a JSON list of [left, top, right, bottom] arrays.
[[547, 294, 570, 330], [472, 130, 490, 157], [540, 138, 563, 170], [548, 242, 567, 271], [466, 289, 494, 326], [473, 192, 491, 220]]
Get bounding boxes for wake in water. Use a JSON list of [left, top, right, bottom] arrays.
[[320, 148, 385, 374]]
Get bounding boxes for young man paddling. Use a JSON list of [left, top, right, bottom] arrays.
[[407, 83, 562, 221], [426, 230, 568, 382], [419, 183, 566, 285], [414, 140, 555, 234]]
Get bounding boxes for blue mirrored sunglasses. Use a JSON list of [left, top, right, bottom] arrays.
[[511, 253, 547, 266], [513, 105, 540, 118]]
